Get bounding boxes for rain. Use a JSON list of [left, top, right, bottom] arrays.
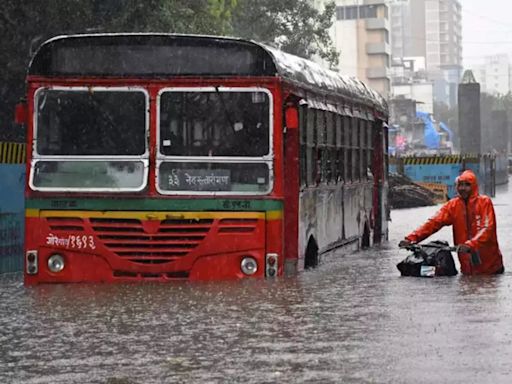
[[2, 1, 512, 383]]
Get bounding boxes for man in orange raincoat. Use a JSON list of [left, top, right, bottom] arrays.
[[399, 169, 504, 275]]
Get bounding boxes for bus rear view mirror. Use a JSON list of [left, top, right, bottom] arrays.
[[285, 106, 298, 130], [14, 101, 27, 125]]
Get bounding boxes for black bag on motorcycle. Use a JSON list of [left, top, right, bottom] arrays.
[[397, 240, 458, 277]]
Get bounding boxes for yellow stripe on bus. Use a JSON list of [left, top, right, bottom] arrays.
[[26, 209, 283, 220], [266, 211, 282, 220]]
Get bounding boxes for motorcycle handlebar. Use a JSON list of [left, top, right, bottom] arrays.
[[399, 243, 458, 252]]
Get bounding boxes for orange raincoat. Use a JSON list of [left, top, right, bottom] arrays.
[[405, 170, 504, 275]]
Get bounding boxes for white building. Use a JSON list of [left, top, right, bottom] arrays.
[[473, 54, 511, 96], [392, 83, 434, 113], [314, 0, 392, 98], [391, 56, 433, 113], [389, 0, 462, 107]]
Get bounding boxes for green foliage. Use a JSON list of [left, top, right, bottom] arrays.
[[0, 0, 336, 141], [0, 0, 237, 140], [231, 0, 338, 68]]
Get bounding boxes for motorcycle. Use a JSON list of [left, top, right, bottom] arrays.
[[397, 240, 458, 277]]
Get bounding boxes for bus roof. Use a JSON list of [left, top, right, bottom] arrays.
[[29, 33, 387, 113]]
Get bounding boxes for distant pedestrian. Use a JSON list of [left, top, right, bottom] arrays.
[[399, 169, 504, 275]]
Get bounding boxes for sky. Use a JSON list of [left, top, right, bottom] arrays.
[[461, 0, 512, 68]]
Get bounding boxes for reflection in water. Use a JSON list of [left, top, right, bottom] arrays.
[[1, 186, 512, 383]]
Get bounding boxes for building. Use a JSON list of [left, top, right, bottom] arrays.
[[390, 56, 433, 113], [330, 0, 392, 98], [473, 54, 511, 96], [393, 82, 433, 114], [389, 0, 462, 107]]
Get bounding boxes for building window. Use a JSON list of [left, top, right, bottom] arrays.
[[345, 6, 358, 20], [360, 5, 377, 19], [336, 6, 344, 20]]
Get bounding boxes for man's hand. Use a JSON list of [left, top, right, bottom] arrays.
[[457, 244, 471, 253], [399, 239, 412, 248]]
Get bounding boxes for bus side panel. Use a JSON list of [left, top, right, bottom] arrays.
[[363, 182, 375, 245], [298, 188, 316, 270], [343, 185, 359, 240], [316, 187, 344, 251], [298, 181, 374, 269], [341, 183, 373, 246], [297, 186, 344, 266]]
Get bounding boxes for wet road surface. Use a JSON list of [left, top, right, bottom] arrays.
[[1, 181, 512, 383]]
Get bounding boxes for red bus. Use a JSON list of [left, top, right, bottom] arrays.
[[19, 34, 389, 284]]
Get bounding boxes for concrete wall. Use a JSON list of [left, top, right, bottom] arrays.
[[390, 156, 495, 198], [0, 164, 25, 273]]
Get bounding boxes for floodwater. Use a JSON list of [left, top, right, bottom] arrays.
[[1, 182, 512, 384]]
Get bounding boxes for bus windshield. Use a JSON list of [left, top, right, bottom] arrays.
[[159, 89, 270, 157], [157, 89, 272, 194], [32, 88, 148, 191]]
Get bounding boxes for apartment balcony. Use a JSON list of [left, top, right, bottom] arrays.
[[365, 17, 390, 31], [366, 42, 391, 55], [366, 67, 391, 79]]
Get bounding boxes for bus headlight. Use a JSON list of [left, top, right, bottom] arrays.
[[241, 257, 258, 275], [47, 254, 65, 273]]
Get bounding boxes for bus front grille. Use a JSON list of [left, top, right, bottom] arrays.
[[47, 217, 85, 231], [90, 218, 213, 264], [43, 214, 261, 266]]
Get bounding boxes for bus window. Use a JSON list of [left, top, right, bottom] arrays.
[[157, 88, 272, 194], [335, 114, 343, 182], [367, 121, 373, 179], [159, 89, 270, 157], [299, 105, 307, 188], [361, 119, 367, 181], [306, 108, 316, 186], [32, 87, 148, 191], [352, 118, 359, 181], [344, 116, 351, 182], [316, 110, 327, 183], [36, 89, 146, 156], [326, 111, 335, 183]]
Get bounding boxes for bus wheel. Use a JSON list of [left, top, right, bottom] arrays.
[[361, 221, 371, 249], [304, 237, 319, 269]]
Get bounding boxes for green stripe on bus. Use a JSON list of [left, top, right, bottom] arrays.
[[26, 197, 283, 211]]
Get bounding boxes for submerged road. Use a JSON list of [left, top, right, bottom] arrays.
[[1, 180, 512, 383]]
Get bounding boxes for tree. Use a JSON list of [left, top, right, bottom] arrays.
[[0, 0, 237, 141], [0, 0, 338, 141], [231, 0, 338, 68]]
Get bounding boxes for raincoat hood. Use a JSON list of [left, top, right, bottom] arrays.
[[456, 170, 479, 197]]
